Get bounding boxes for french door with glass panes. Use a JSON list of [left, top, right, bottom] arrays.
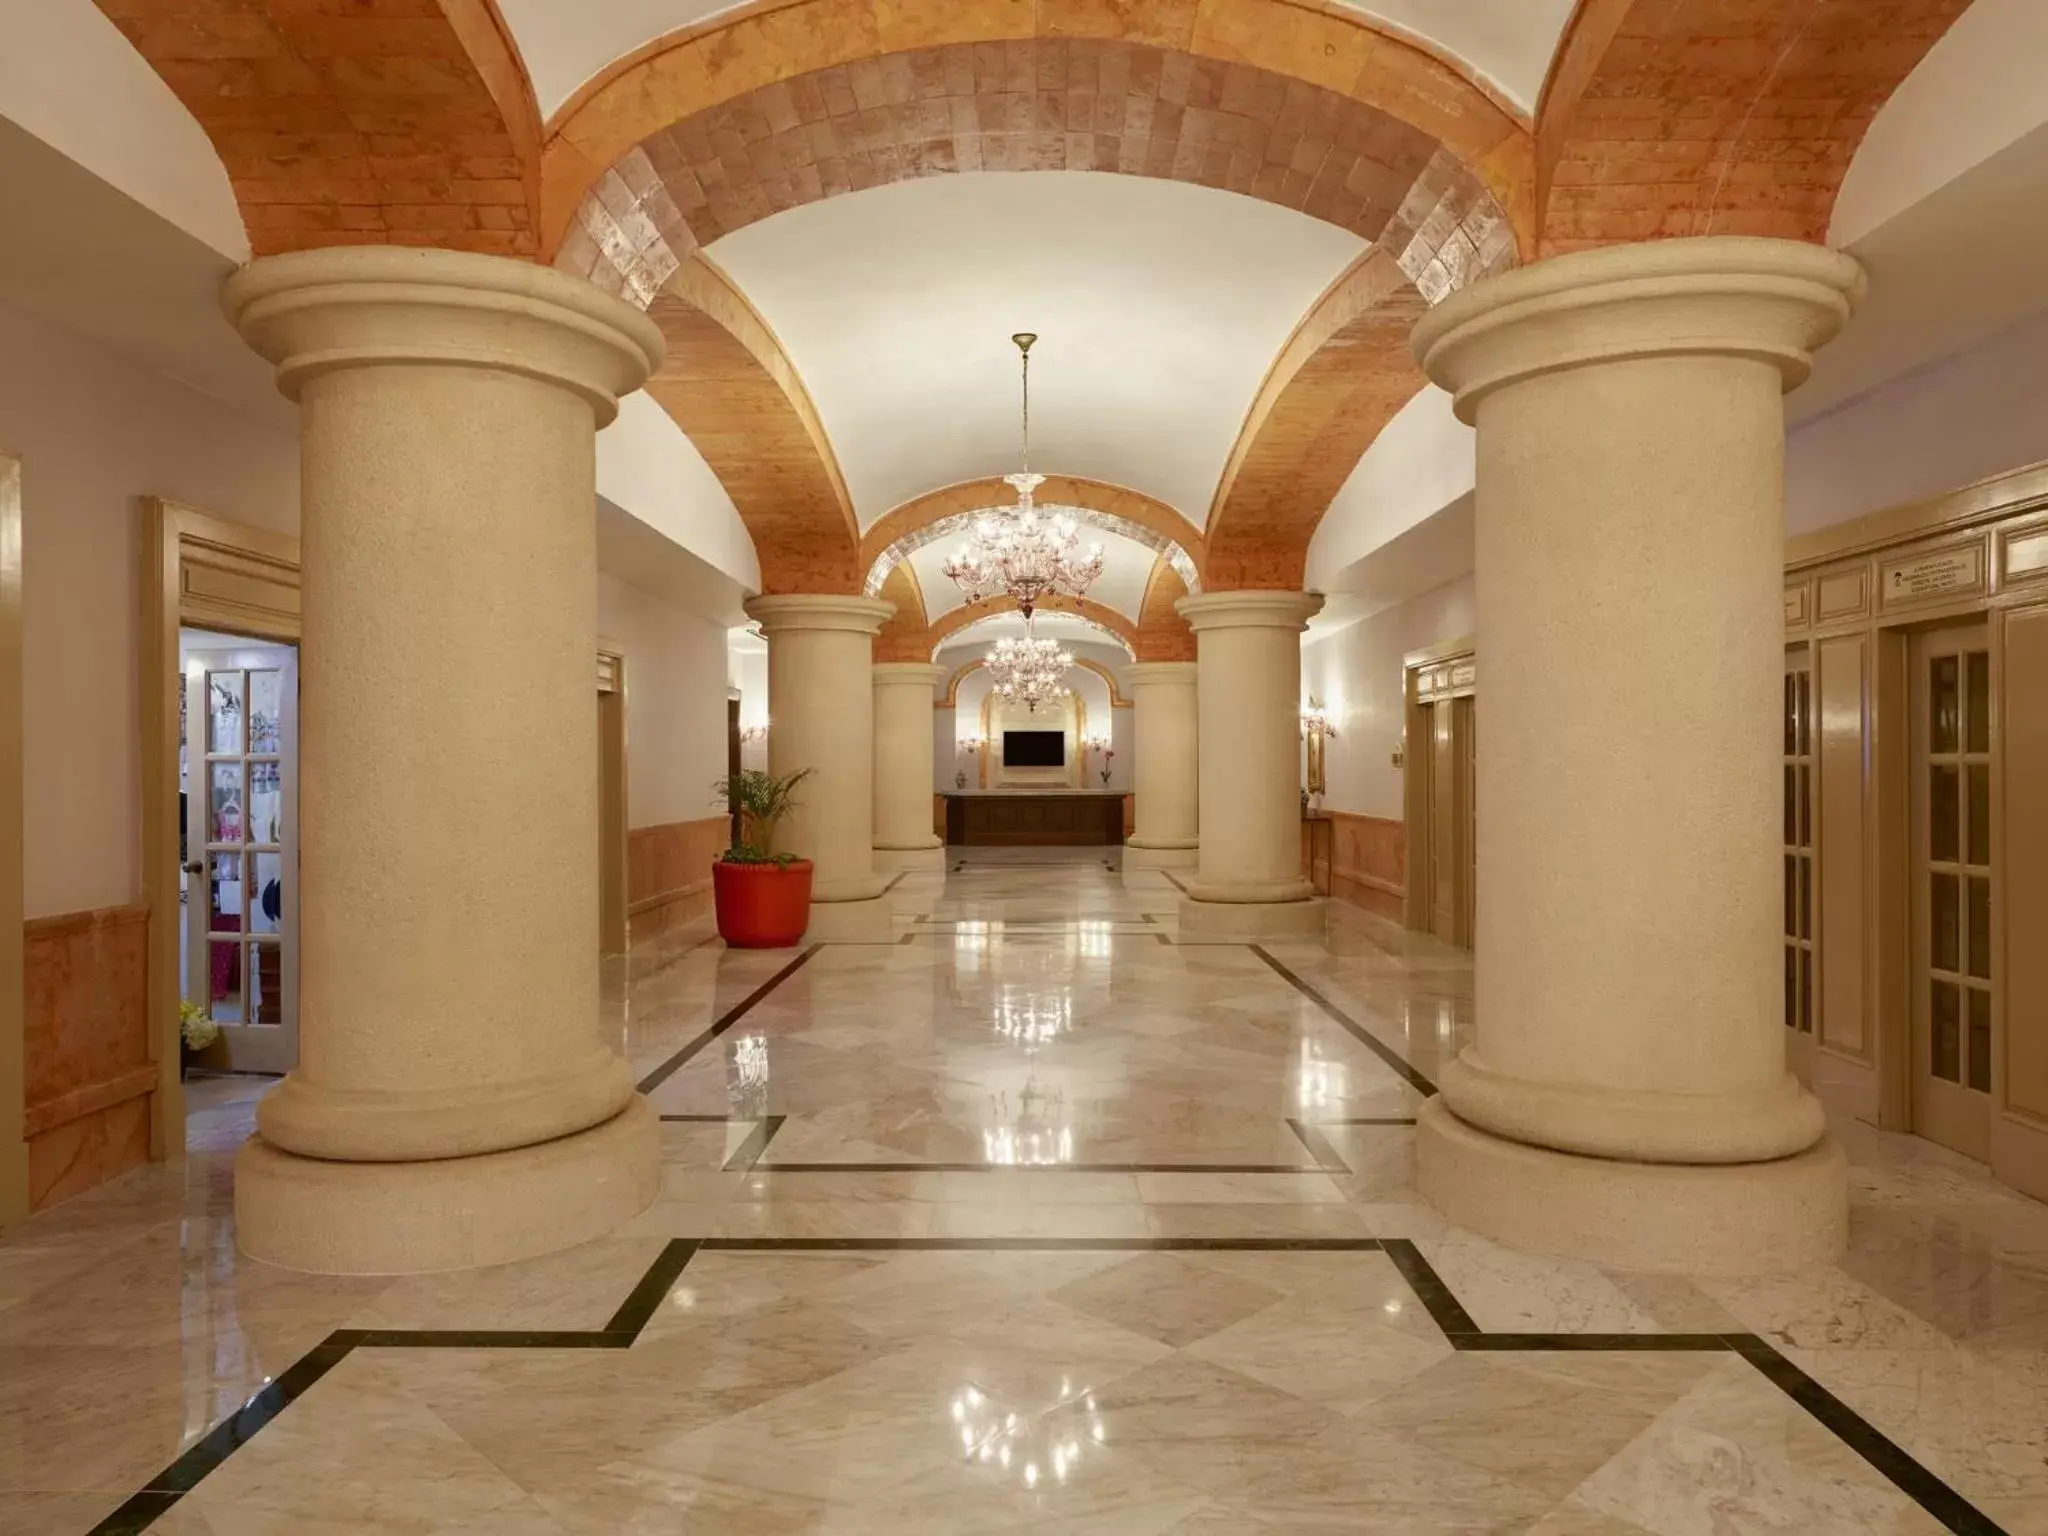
[[184, 648, 299, 1072], [1910, 624, 1993, 1160], [1784, 648, 1816, 1040]]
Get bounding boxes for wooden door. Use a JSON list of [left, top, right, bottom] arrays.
[[1910, 623, 1994, 1160]]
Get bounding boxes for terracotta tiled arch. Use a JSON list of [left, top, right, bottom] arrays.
[[1205, 247, 1426, 589], [1535, 0, 1974, 255], [1135, 558, 1198, 662], [924, 595, 1138, 659], [861, 475, 1205, 597], [91, 0, 543, 255], [940, 655, 1129, 709], [871, 563, 932, 663], [645, 256, 863, 593], [549, 30, 1523, 310], [541, 0, 1535, 269]]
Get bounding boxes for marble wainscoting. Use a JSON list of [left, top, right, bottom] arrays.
[[1317, 812, 1405, 921], [627, 815, 727, 946], [22, 902, 153, 1212]]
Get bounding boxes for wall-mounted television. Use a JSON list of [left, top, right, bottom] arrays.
[[1003, 730, 1065, 767]]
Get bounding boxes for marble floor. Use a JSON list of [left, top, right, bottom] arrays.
[[2, 856, 2042, 1533]]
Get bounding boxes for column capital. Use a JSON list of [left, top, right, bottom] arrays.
[[872, 662, 947, 686], [1125, 661, 1199, 685], [1175, 591, 1323, 633], [223, 245, 663, 426], [1412, 235, 1865, 424], [745, 594, 895, 636]]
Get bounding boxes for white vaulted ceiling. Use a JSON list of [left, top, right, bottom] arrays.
[[941, 611, 1132, 654], [707, 173, 1363, 530], [495, 1, 1579, 120]]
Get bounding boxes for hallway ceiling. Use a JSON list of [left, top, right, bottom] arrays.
[[905, 522, 1160, 624], [706, 173, 1363, 531], [497, 1, 1576, 120]]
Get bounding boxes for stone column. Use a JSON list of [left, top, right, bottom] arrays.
[[1410, 235, 1863, 1275], [1175, 592, 1324, 937], [223, 247, 663, 1274], [745, 595, 895, 939], [873, 662, 946, 872], [1122, 662, 1198, 875]]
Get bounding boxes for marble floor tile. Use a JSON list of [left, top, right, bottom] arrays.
[[0, 857, 2038, 1533]]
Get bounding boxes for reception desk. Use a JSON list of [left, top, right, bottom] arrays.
[[942, 791, 1127, 847]]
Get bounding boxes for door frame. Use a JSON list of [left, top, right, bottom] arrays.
[[0, 454, 25, 1223], [597, 647, 628, 957], [141, 500, 301, 1161], [1401, 636, 1475, 939]]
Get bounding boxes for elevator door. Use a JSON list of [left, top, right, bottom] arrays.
[[1910, 624, 1994, 1160], [1427, 697, 1475, 947]]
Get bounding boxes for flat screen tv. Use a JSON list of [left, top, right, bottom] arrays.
[[1003, 730, 1065, 767]]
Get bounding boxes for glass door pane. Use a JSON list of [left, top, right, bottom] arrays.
[[182, 643, 300, 1074]]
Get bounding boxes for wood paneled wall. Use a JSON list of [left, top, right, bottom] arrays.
[[627, 816, 727, 944], [23, 902, 151, 1211]]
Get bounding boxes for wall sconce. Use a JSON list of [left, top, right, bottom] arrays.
[[739, 722, 769, 746], [1301, 697, 1337, 795]]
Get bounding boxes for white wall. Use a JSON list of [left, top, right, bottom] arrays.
[[0, 0, 247, 261], [728, 643, 768, 772], [1830, 0, 2048, 247], [2, 299, 299, 919], [1306, 386, 1472, 591], [1299, 574, 1476, 821], [1787, 310, 2048, 535], [597, 394, 760, 593], [599, 573, 729, 830]]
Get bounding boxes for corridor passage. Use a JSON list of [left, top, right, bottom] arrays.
[[2, 859, 2038, 1533]]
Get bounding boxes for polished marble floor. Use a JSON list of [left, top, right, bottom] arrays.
[[2, 856, 2043, 1532]]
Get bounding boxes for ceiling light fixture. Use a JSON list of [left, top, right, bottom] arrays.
[[942, 333, 1105, 621], [985, 633, 1074, 714]]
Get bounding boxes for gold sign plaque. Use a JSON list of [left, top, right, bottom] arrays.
[[1881, 546, 1983, 606]]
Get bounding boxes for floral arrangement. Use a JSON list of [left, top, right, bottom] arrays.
[[180, 999, 221, 1053]]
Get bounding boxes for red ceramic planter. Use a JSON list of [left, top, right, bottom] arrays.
[[712, 858, 813, 948]]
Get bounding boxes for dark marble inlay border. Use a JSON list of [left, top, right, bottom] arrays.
[[91, 1232, 2004, 1536], [635, 945, 819, 1094], [754, 1161, 1333, 1174], [1252, 945, 1440, 1099], [720, 1115, 786, 1173], [1284, 1117, 1352, 1174]]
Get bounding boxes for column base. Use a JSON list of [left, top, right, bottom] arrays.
[[1415, 1097, 1846, 1277], [1178, 894, 1326, 940], [874, 844, 946, 873], [806, 892, 894, 942], [1122, 841, 1197, 870], [235, 1096, 659, 1275]]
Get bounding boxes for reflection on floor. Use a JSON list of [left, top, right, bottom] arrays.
[[1, 855, 2041, 1532]]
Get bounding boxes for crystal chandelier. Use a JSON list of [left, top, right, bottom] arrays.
[[985, 633, 1074, 713], [943, 333, 1105, 619]]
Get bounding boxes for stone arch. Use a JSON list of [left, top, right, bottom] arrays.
[[547, 22, 1527, 305], [941, 656, 1129, 709], [861, 475, 1204, 598], [1534, 0, 1974, 255], [925, 596, 1137, 659], [93, 0, 543, 256]]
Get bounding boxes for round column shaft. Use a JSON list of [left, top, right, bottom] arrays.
[[746, 595, 895, 940], [873, 662, 946, 872], [1123, 661, 1198, 874], [1175, 591, 1324, 938], [224, 247, 663, 1274], [1410, 235, 1864, 1275]]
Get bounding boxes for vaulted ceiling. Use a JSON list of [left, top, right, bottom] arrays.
[[81, 0, 1982, 646]]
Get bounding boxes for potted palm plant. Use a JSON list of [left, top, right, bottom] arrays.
[[711, 767, 815, 947]]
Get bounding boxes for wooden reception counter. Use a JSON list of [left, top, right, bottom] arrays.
[[941, 791, 1127, 847]]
